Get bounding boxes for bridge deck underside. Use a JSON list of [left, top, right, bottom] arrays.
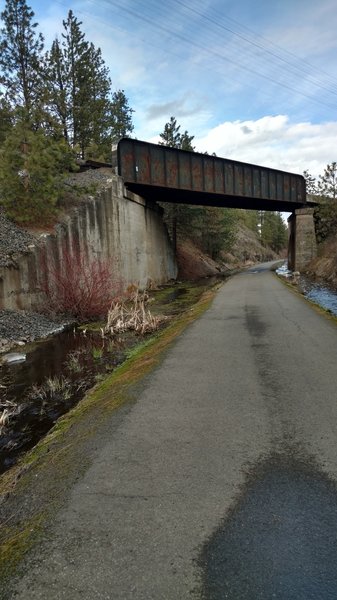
[[125, 183, 304, 212], [116, 139, 307, 213]]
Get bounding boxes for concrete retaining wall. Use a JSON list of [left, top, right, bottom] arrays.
[[0, 176, 177, 311]]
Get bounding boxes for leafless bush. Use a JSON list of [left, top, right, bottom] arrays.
[[41, 242, 122, 320]]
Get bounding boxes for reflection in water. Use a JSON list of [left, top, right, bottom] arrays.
[[0, 329, 130, 473], [201, 459, 337, 599], [276, 263, 337, 318], [0, 282, 208, 473]]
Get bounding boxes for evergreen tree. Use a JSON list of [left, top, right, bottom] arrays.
[[312, 162, 337, 243], [236, 209, 260, 235], [272, 212, 288, 253], [159, 116, 181, 148], [317, 162, 337, 200], [47, 10, 114, 159], [0, 0, 44, 114], [159, 116, 195, 150], [260, 211, 287, 253], [77, 42, 113, 157], [303, 170, 317, 196], [61, 10, 87, 151], [0, 119, 75, 224], [198, 207, 237, 259], [0, 97, 13, 143], [180, 130, 195, 151], [110, 89, 134, 143], [46, 38, 69, 142]]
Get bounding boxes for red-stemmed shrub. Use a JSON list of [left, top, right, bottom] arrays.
[[40, 244, 122, 320]]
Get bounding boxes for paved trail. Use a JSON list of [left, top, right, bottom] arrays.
[[6, 264, 337, 599]]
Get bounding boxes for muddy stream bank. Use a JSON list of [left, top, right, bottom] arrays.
[[0, 281, 218, 474]]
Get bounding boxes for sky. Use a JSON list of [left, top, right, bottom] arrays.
[[1, 0, 337, 183]]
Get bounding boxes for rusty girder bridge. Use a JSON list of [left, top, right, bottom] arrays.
[[113, 138, 316, 270], [114, 138, 308, 213]]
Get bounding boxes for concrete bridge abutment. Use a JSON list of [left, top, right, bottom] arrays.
[[288, 208, 317, 272]]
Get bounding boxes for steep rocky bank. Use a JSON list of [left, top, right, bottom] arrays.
[[305, 238, 337, 287]]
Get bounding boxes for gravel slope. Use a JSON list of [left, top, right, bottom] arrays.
[[0, 212, 37, 268], [0, 169, 113, 353], [0, 310, 66, 354]]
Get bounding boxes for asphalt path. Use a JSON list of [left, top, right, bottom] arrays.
[[6, 263, 337, 599]]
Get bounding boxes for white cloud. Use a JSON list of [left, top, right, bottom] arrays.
[[195, 115, 337, 177]]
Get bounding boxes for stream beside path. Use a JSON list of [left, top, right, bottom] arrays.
[[5, 262, 337, 599], [276, 262, 337, 317], [2, 263, 337, 477], [0, 281, 214, 474]]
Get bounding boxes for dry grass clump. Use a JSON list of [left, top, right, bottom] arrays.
[[0, 400, 22, 435], [106, 289, 167, 335]]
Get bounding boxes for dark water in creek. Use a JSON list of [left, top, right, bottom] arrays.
[[0, 283, 202, 474], [0, 328, 133, 473]]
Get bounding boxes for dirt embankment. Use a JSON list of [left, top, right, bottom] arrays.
[[305, 238, 337, 287], [177, 223, 279, 280]]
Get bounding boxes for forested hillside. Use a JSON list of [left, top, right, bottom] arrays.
[[0, 0, 288, 263], [0, 0, 134, 224]]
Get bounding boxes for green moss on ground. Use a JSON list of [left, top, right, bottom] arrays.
[[0, 517, 43, 583], [0, 282, 221, 587]]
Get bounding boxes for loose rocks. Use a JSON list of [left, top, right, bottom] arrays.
[[0, 310, 66, 353], [0, 212, 37, 268]]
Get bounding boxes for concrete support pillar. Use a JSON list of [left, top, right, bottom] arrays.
[[288, 208, 317, 271]]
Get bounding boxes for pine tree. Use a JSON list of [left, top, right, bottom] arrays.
[[260, 211, 287, 253], [0, 0, 44, 114], [60, 10, 91, 154], [179, 130, 195, 151], [317, 162, 337, 200], [110, 89, 134, 144], [159, 116, 181, 148], [46, 10, 114, 159], [303, 170, 317, 196], [46, 38, 69, 142], [272, 212, 288, 253], [313, 162, 337, 243], [240, 209, 260, 235], [199, 207, 237, 259], [159, 116, 195, 150], [0, 119, 75, 224], [0, 97, 13, 143], [76, 42, 112, 157]]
